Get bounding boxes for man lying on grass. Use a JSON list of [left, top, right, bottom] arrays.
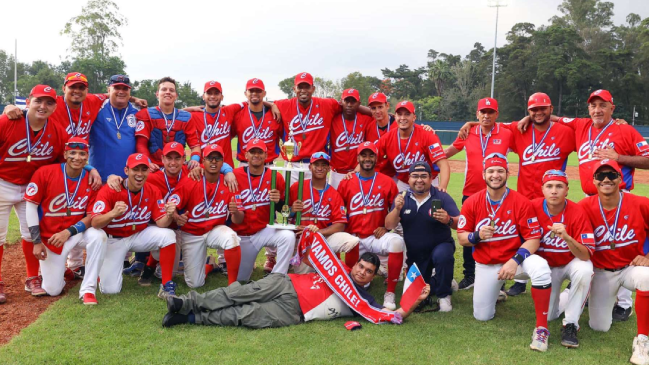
[[162, 251, 430, 328]]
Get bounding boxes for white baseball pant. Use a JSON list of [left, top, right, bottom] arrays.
[[547, 258, 593, 329], [0, 178, 30, 245], [66, 246, 85, 271], [179, 226, 240, 288], [293, 232, 359, 274], [238, 226, 296, 281], [358, 232, 405, 256], [473, 255, 552, 321], [40, 230, 106, 298], [85, 226, 175, 294], [589, 266, 649, 332]]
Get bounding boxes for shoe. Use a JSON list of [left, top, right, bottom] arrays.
[[530, 326, 550, 352], [458, 276, 475, 290], [25, 276, 47, 296], [451, 279, 459, 292], [158, 281, 177, 300], [497, 290, 508, 304], [414, 297, 432, 313], [123, 260, 130, 269], [166, 295, 183, 313], [383, 292, 396, 310], [263, 256, 276, 273], [438, 297, 452, 312], [507, 282, 527, 296], [561, 323, 579, 348], [138, 265, 155, 287], [123, 261, 144, 277], [219, 262, 228, 276], [154, 265, 162, 280], [83, 293, 98, 306], [613, 304, 633, 322], [630, 335, 649, 365], [162, 312, 189, 328], [377, 264, 388, 278], [64, 268, 76, 282], [177, 260, 185, 273], [0, 281, 6, 304], [72, 266, 85, 279]]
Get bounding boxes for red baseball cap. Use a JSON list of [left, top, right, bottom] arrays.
[[65, 137, 89, 151], [204, 81, 222, 93], [126, 153, 151, 168], [203, 144, 224, 158], [310, 152, 330, 164], [477, 97, 498, 112], [294, 72, 314, 86], [368, 92, 387, 105], [595, 159, 623, 176], [246, 78, 265, 91], [527, 92, 552, 110], [588, 89, 614, 105], [29, 85, 57, 100], [395, 100, 415, 114], [541, 170, 568, 185], [64, 72, 88, 87], [344, 321, 362, 331], [357, 141, 378, 155], [341, 89, 360, 102], [163, 142, 185, 157], [483, 154, 508, 171], [245, 138, 267, 152]]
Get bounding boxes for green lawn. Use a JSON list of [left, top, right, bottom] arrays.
[[0, 172, 640, 365]]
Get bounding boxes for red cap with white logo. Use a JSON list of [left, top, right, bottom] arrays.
[[64, 72, 89, 87], [126, 153, 151, 168], [477, 97, 498, 112], [204, 81, 222, 93], [587, 89, 614, 105], [527, 92, 552, 110], [245, 138, 267, 152], [294, 72, 314, 86], [357, 141, 378, 155], [368, 92, 388, 105], [483, 155, 508, 171], [203, 144, 224, 158], [246, 78, 265, 91], [395, 100, 415, 114], [595, 159, 623, 176], [29, 85, 57, 100], [341, 89, 360, 102], [163, 142, 185, 156]]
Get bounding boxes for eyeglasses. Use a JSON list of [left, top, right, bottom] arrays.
[[543, 170, 567, 178], [109, 75, 130, 85], [409, 174, 430, 180], [484, 152, 507, 160], [594, 171, 620, 181], [66, 142, 89, 150], [311, 152, 330, 161], [204, 155, 223, 162]]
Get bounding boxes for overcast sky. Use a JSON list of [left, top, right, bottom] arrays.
[[2, 0, 648, 103]]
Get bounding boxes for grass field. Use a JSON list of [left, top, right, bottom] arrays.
[[0, 141, 642, 364]]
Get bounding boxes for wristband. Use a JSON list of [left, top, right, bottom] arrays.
[[83, 164, 96, 172], [447, 217, 454, 227], [68, 221, 87, 237], [468, 231, 481, 245], [190, 154, 200, 162], [512, 248, 531, 265], [67, 227, 78, 236]]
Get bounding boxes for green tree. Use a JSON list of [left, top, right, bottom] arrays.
[[131, 79, 158, 107], [278, 77, 295, 99], [175, 82, 202, 108], [339, 72, 381, 103]]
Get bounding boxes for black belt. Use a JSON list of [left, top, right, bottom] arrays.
[[108, 234, 125, 239], [603, 265, 629, 272]]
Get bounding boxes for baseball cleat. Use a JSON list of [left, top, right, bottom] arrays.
[[162, 312, 189, 328], [158, 280, 177, 300], [560, 323, 579, 348], [612, 304, 633, 322], [72, 266, 85, 279], [458, 276, 475, 290], [25, 276, 47, 297], [263, 256, 276, 274], [83, 293, 98, 306], [166, 295, 183, 313], [506, 282, 527, 296], [383, 292, 396, 310], [438, 297, 452, 312], [123, 261, 144, 277], [530, 326, 550, 352], [0, 281, 6, 304], [630, 335, 649, 365], [64, 268, 76, 282], [138, 265, 155, 287]]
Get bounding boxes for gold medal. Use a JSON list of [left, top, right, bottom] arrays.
[[252, 204, 257, 211], [609, 238, 615, 250], [26, 155, 32, 163], [205, 211, 210, 218], [363, 208, 367, 214], [314, 218, 318, 224], [489, 219, 496, 228], [531, 155, 535, 162], [166, 135, 170, 143], [66, 208, 71, 217], [117, 132, 122, 139], [132, 224, 136, 231], [550, 232, 556, 239], [588, 153, 593, 160], [346, 145, 350, 152]]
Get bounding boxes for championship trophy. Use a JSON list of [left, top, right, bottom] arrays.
[[268, 131, 309, 230]]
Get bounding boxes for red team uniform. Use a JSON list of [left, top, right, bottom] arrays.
[[146, 166, 190, 202], [289, 180, 347, 229], [172, 176, 233, 236], [229, 167, 285, 236], [189, 104, 242, 167], [135, 107, 199, 165], [232, 105, 283, 164], [329, 113, 378, 174], [55, 94, 106, 140]]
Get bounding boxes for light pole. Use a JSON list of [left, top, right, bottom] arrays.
[[488, 0, 508, 98]]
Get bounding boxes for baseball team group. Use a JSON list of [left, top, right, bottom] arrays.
[[0, 70, 648, 363]]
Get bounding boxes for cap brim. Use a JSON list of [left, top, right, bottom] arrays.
[[110, 83, 132, 89], [587, 96, 612, 104], [204, 87, 222, 93], [65, 80, 88, 86], [30, 93, 56, 100], [295, 81, 313, 87], [310, 158, 330, 164], [127, 163, 149, 169]]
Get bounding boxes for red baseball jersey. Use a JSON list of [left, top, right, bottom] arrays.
[[90, 182, 166, 237], [329, 113, 378, 173], [232, 104, 283, 163], [289, 180, 347, 229], [135, 107, 199, 165], [556, 117, 649, 195], [23, 164, 96, 255], [502, 122, 576, 200], [189, 104, 243, 167], [532, 198, 595, 267], [168, 176, 233, 236], [146, 166, 190, 202], [458, 188, 541, 265], [377, 125, 446, 183], [229, 166, 285, 236], [54, 94, 107, 140], [337, 172, 398, 238], [375, 119, 397, 177], [274, 98, 341, 161], [452, 124, 512, 197], [578, 192, 649, 270], [0, 114, 67, 185]]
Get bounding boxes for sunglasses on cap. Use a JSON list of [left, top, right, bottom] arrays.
[[484, 152, 507, 160], [311, 152, 331, 161], [66, 74, 88, 82], [594, 171, 620, 181], [109, 75, 130, 84], [543, 170, 567, 178], [66, 142, 89, 150]]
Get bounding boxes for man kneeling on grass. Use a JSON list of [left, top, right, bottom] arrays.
[[162, 252, 430, 328]]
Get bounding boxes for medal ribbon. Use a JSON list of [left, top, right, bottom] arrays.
[[64, 98, 83, 136], [246, 167, 267, 205], [479, 125, 494, 157], [202, 175, 221, 216], [110, 104, 129, 134], [485, 188, 509, 220], [247, 105, 265, 139], [342, 114, 358, 148], [309, 179, 329, 219], [356, 172, 377, 210], [587, 119, 614, 157], [203, 108, 222, 142], [158, 107, 177, 138], [597, 192, 624, 243], [24, 114, 48, 157], [295, 100, 314, 135], [531, 123, 553, 160], [161, 168, 182, 198], [125, 179, 145, 221], [63, 163, 84, 212], [397, 128, 414, 160]]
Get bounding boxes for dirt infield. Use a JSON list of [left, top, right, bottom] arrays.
[[0, 244, 78, 345]]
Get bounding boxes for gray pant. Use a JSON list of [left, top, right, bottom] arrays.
[[178, 273, 303, 329]]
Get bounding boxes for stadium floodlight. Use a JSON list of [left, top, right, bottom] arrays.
[[487, 0, 508, 98]]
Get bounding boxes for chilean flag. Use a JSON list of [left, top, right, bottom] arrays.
[[636, 141, 649, 153], [400, 263, 426, 312]]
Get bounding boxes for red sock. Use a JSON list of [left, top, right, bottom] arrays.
[[636, 290, 649, 336], [387, 252, 404, 293], [224, 246, 241, 285], [146, 254, 158, 268], [159, 244, 176, 284], [0, 245, 4, 281], [205, 264, 212, 277], [531, 286, 552, 328], [344, 245, 359, 268], [22, 239, 40, 278]]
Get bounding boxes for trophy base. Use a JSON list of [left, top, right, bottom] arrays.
[[267, 223, 298, 230]]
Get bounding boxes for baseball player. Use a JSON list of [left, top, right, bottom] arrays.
[[578, 159, 649, 365], [85, 153, 178, 298], [0, 85, 69, 302], [337, 142, 404, 310], [24, 137, 105, 305], [367, 92, 396, 178], [457, 153, 553, 352], [229, 139, 296, 281], [169, 144, 242, 286], [376, 100, 449, 192], [288, 152, 359, 273], [532, 170, 595, 348]]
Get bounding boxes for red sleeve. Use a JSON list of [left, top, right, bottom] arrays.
[[337, 179, 350, 205], [555, 117, 588, 131], [87, 94, 107, 111], [386, 179, 398, 207], [273, 99, 291, 115], [323, 98, 342, 115], [458, 199, 476, 233], [223, 103, 244, 116], [149, 186, 167, 221], [364, 118, 379, 142], [376, 135, 388, 171], [573, 205, 595, 253], [426, 133, 445, 164], [135, 109, 152, 139], [451, 134, 466, 151], [90, 186, 114, 217], [171, 182, 188, 211], [184, 115, 200, 149], [0, 116, 11, 143], [500, 122, 516, 131], [518, 200, 542, 240], [136, 137, 150, 157], [330, 191, 347, 224], [625, 126, 649, 158], [23, 168, 47, 204]]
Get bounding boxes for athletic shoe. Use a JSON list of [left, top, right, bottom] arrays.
[[613, 304, 633, 322], [64, 268, 76, 282], [438, 297, 452, 312], [506, 282, 527, 296], [377, 264, 388, 278], [162, 312, 189, 328], [561, 323, 579, 348], [138, 265, 155, 287], [530, 326, 550, 352], [158, 281, 177, 300], [451, 279, 459, 292], [414, 297, 432, 313], [458, 276, 475, 290], [630, 335, 649, 365], [217, 262, 228, 276], [123, 261, 144, 277], [72, 266, 85, 279], [263, 256, 276, 273], [497, 290, 508, 304], [25, 276, 47, 297], [0, 281, 6, 304], [383, 292, 396, 310], [166, 295, 183, 313], [83, 293, 98, 306]]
